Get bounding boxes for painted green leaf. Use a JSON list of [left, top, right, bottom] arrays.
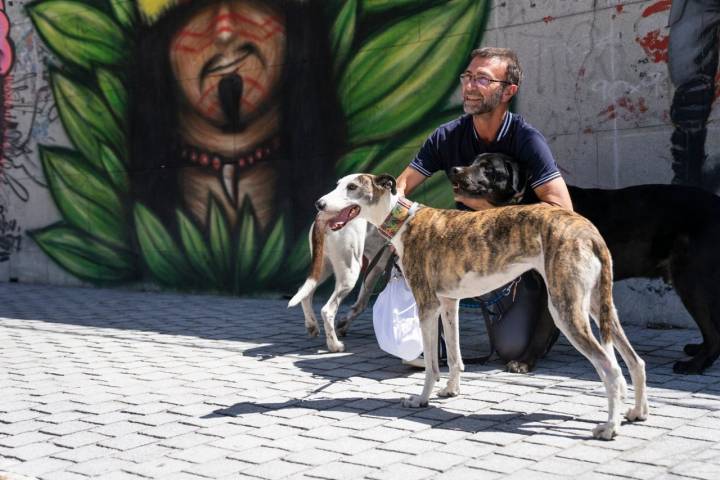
[[177, 210, 217, 285], [234, 197, 257, 289], [51, 70, 124, 168], [362, 0, 443, 15], [369, 107, 462, 175], [97, 68, 127, 123], [208, 197, 231, 281], [27, 0, 126, 69], [255, 215, 286, 285], [134, 203, 192, 286], [336, 143, 383, 177], [31, 223, 137, 282], [330, 0, 357, 75], [99, 144, 129, 194], [109, 0, 136, 28], [40, 145, 128, 249], [341, 0, 485, 145]]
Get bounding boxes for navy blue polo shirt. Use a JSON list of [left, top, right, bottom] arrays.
[[410, 112, 561, 200]]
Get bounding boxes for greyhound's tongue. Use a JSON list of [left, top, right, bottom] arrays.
[[329, 206, 355, 231]]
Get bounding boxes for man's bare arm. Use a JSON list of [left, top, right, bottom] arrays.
[[396, 167, 428, 196], [533, 177, 573, 211]]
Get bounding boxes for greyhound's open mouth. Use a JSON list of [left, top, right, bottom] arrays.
[[328, 205, 361, 231]]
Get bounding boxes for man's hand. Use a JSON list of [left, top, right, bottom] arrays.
[[453, 194, 494, 211]]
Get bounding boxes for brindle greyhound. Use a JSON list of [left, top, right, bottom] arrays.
[[451, 152, 720, 374], [315, 173, 649, 439]]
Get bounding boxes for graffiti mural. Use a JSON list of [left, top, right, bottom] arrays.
[[24, 0, 488, 290]]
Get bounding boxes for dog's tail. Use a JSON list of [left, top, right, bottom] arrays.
[[288, 219, 326, 308], [595, 244, 617, 346]]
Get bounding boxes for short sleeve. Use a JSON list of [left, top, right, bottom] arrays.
[[409, 130, 442, 177], [519, 130, 562, 189]]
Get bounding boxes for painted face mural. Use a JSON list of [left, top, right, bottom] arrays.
[[23, 0, 487, 291]]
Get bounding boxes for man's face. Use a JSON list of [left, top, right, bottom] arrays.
[[461, 56, 509, 115], [170, 0, 286, 131]]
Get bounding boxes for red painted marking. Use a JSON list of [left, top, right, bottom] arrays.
[[543, 16, 555, 23], [641, 0, 672, 18], [616, 4, 624, 13], [583, 127, 593, 134], [635, 30, 669, 63], [578, 67, 586, 77]]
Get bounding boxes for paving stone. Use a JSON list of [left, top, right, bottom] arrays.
[[365, 462, 436, 480], [242, 459, 309, 479], [530, 456, 598, 476], [229, 446, 287, 464], [405, 450, 466, 471], [466, 453, 534, 474], [2, 457, 72, 477], [182, 458, 252, 478], [282, 448, 344, 466]]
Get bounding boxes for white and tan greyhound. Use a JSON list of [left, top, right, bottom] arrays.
[[315, 173, 649, 440]]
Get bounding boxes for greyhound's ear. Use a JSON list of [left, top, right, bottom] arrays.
[[373, 174, 397, 195]]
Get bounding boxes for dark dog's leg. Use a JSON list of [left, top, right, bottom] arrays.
[[671, 247, 720, 373]]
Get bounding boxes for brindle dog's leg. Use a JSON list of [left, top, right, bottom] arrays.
[[438, 297, 465, 398], [402, 302, 441, 408]]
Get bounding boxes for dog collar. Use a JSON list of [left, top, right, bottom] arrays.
[[377, 197, 421, 240]]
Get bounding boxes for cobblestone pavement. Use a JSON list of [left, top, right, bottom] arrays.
[[1, 283, 720, 480]]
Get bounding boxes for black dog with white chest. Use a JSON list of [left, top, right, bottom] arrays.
[[450, 152, 720, 374]]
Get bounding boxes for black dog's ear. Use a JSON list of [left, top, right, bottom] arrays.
[[373, 174, 397, 195], [507, 159, 528, 201]]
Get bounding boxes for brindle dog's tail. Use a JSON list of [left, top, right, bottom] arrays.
[[594, 243, 619, 346], [288, 219, 326, 308]]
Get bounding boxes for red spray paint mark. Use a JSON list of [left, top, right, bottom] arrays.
[[635, 30, 669, 63], [543, 16, 555, 23], [598, 96, 649, 122], [641, 0, 672, 18], [616, 4, 624, 14], [583, 127, 593, 134], [578, 67, 586, 77]]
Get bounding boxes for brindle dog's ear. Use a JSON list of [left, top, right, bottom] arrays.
[[373, 174, 397, 195]]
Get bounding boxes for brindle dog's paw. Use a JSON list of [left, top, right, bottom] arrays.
[[506, 360, 531, 374], [401, 395, 428, 408], [592, 421, 618, 440], [673, 358, 706, 375], [683, 343, 704, 356], [306, 324, 319, 337]]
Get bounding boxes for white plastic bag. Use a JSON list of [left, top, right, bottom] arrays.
[[372, 268, 423, 360]]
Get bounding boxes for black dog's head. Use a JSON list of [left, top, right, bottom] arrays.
[[448, 152, 527, 206]]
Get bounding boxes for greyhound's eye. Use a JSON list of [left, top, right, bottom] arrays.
[[347, 184, 358, 191]]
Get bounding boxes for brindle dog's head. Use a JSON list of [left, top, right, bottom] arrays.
[[448, 152, 526, 206], [315, 173, 397, 230]]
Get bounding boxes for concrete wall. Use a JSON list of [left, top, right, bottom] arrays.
[[1, 0, 717, 328]]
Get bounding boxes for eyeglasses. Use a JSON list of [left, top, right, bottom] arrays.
[[459, 73, 513, 87]]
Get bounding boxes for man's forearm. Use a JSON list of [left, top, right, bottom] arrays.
[[396, 166, 427, 196]]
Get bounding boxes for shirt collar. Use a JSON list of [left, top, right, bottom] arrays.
[[470, 111, 512, 144]]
